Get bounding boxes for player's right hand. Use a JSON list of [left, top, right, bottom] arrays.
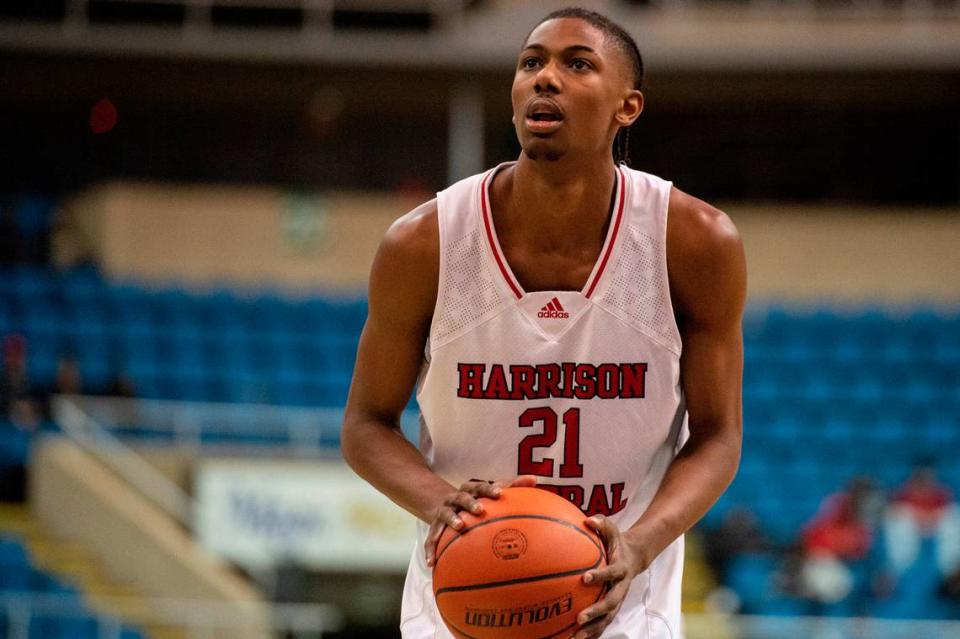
[[425, 475, 537, 567]]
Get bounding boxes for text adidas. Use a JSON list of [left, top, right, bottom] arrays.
[[537, 309, 569, 319]]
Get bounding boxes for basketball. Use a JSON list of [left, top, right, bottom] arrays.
[[432, 487, 606, 639]]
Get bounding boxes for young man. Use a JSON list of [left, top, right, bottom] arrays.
[[342, 8, 746, 639]]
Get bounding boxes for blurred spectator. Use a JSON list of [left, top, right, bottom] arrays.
[[940, 564, 960, 616], [802, 477, 878, 562], [799, 477, 882, 611], [772, 544, 807, 600], [705, 506, 770, 582], [1, 334, 31, 415], [0, 336, 42, 502], [885, 463, 960, 578], [0, 398, 40, 502], [9, 397, 41, 433], [892, 463, 954, 532], [105, 372, 136, 398], [54, 353, 84, 396]]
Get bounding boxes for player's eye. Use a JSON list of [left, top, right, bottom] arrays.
[[521, 57, 541, 70], [570, 58, 592, 71]]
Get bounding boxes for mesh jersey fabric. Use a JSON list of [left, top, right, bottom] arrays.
[[403, 162, 687, 639]]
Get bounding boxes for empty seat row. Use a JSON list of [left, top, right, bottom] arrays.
[[0, 535, 146, 639]]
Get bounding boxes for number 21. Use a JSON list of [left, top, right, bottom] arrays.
[[517, 407, 583, 478]]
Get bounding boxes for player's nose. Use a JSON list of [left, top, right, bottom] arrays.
[[534, 61, 562, 94]]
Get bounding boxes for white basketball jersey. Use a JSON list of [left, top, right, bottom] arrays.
[[401, 162, 688, 639]]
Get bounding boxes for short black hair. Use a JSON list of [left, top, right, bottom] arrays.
[[532, 7, 644, 91], [530, 7, 644, 165]]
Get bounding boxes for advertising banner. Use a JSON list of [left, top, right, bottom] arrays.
[[195, 459, 417, 571]]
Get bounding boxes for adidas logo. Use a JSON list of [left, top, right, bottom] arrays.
[[537, 297, 569, 319]]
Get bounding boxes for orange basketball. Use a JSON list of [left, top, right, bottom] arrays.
[[432, 486, 606, 639]]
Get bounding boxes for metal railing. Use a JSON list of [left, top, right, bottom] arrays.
[[684, 612, 960, 639], [0, 592, 343, 639], [5, 596, 960, 639], [50, 394, 419, 528], [3, 0, 959, 70], [52, 395, 198, 527], [60, 0, 470, 33], [55, 394, 419, 454]]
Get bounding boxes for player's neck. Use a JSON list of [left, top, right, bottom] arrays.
[[502, 153, 618, 247]]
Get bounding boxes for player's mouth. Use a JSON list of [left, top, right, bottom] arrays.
[[525, 99, 564, 134]]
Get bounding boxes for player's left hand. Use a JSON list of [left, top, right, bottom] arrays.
[[574, 515, 641, 639]]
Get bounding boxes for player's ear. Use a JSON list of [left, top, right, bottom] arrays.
[[615, 90, 643, 128]]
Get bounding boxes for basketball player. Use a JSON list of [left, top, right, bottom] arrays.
[[342, 7, 745, 639]]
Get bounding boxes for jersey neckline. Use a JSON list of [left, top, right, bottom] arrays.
[[479, 161, 627, 301]]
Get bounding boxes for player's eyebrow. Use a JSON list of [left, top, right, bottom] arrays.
[[522, 43, 598, 56]]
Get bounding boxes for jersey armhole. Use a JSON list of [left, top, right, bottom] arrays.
[[660, 182, 684, 357]]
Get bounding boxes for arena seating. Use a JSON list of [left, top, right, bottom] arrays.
[[709, 308, 960, 621], [0, 534, 146, 639], [0, 266, 363, 406], [2, 264, 959, 621], [714, 307, 960, 541]]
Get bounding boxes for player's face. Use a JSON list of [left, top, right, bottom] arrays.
[[512, 18, 640, 162]]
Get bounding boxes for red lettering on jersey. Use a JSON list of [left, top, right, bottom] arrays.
[[538, 483, 585, 509], [457, 363, 486, 398], [573, 364, 597, 399], [560, 362, 577, 398], [621, 363, 648, 398], [596, 364, 619, 399], [485, 364, 510, 399], [458, 362, 648, 400], [609, 482, 627, 514], [539, 482, 628, 517], [510, 365, 536, 399], [585, 482, 628, 517], [536, 363, 562, 399]]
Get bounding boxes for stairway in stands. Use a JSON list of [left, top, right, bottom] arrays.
[[0, 503, 182, 639]]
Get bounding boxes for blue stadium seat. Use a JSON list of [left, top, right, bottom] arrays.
[[0, 427, 31, 477], [0, 536, 28, 567], [9, 267, 53, 299], [726, 553, 779, 614]]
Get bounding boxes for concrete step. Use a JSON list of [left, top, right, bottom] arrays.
[[0, 503, 187, 639]]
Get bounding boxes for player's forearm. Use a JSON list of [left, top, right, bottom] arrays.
[[623, 428, 740, 572], [341, 417, 455, 523]]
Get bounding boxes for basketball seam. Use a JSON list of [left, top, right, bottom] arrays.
[[435, 513, 603, 563], [434, 554, 604, 595]]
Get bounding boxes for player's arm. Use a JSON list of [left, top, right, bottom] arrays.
[[341, 200, 453, 522], [341, 201, 532, 561], [622, 187, 746, 567], [575, 188, 746, 638]]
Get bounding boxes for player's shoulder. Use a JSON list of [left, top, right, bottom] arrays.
[[666, 187, 746, 322], [666, 186, 742, 265], [369, 198, 440, 317], [379, 198, 439, 264]]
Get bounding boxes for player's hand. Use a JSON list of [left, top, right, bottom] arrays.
[[425, 475, 537, 567], [574, 515, 641, 639]]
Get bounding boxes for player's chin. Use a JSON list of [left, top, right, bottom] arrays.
[[521, 138, 567, 162]]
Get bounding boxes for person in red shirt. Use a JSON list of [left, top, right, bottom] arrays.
[[802, 479, 874, 561], [893, 464, 953, 533]]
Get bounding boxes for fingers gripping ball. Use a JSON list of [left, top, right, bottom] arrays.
[[432, 487, 606, 639]]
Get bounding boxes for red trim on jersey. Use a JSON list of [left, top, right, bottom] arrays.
[[584, 167, 626, 299], [480, 170, 524, 300]]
